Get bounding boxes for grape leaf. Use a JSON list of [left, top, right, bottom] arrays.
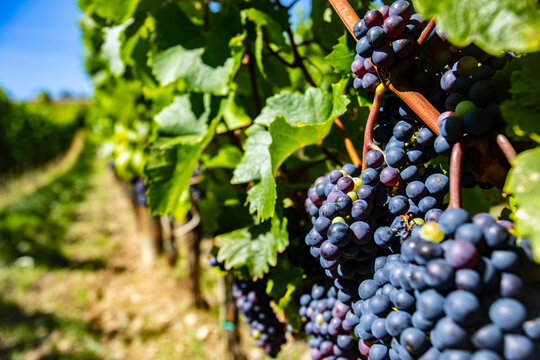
[[412, 0, 540, 54], [201, 145, 243, 170], [101, 20, 133, 76], [149, 44, 234, 95], [325, 33, 355, 75], [145, 94, 224, 220], [79, 0, 140, 23], [500, 53, 540, 143], [216, 214, 289, 279], [232, 85, 349, 220], [266, 261, 304, 331], [240, 8, 288, 79], [504, 147, 540, 262]]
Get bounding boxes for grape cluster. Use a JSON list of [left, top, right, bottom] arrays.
[[348, 208, 540, 359], [232, 279, 287, 357], [352, 0, 427, 92], [132, 178, 148, 206], [436, 54, 510, 146], [299, 284, 360, 360], [305, 97, 449, 304]]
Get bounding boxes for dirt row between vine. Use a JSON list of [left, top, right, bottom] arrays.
[[0, 159, 308, 360]]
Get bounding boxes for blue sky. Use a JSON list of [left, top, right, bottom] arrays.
[[0, 0, 92, 100], [0, 0, 310, 101]]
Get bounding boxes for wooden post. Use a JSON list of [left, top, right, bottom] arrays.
[[223, 272, 246, 360]]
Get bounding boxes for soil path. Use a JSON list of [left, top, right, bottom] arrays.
[[0, 159, 307, 360]]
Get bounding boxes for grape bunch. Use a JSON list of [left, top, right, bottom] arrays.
[[132, 178, 148, 206], [232, 279, 287, 358], [352, 0, 427, 92], [305, 96, 450, 305], [347, 208, 540, 359], [436, 54, 511, 146], [299, 284, 361, 360]]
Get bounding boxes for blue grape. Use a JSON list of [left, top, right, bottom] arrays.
[[327, 221, 351, 246], [433, 317, 469, 350], [388, 195, 409, 215], [385, 310, 412, 337], [424, 259, 454, 290], [472, 324, 503, 351], [354, 19, 369, 38], [350, 221, 372, 245], [362, 167, 380, 185], [375, 226, 395, 247], [417, 289, 445, 320], [489, 298, 527, 332], [503, 334, 534, 360], [400, 327, 429, 356], [425, 174, 449, 197], [401, 165, 419, 182], [393, 120, 414, 141], [438, 208, 469, 235], [372, 45, 396, 67], [463, 108, 493, 136], [443, 290, 480, 326], [455, 269, 481, 293], [434, 135, 452, 156], [365, 149, 385, 168]]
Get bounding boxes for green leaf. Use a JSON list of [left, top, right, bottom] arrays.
[[154, 95, 209, 137], [101, 20, 133, 76], [232, 85, 349, 220], [216, 214, 289, 279], [240, 8, 288, 79], [266, 261, 304, 331], [504, 147, 540, 262], [412, 0, 540, 54], [500, 53, 540, 143], [149, 44, 234, 95], [325, 33, 355, 75], [79, 0, 140, 23], [202, 145, 243, 170], [145, 94, 223, 220]]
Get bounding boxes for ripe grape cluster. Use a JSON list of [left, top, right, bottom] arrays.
[[132, 178, 148, 206], [352, 0, 426, 92], [206, 252, 286, 358], [232, 280, 287, 357], [305, 97, 449, 304], [436, 54, 510, 147], [299, 284, 360, 360], [347, 208, 540, 359]]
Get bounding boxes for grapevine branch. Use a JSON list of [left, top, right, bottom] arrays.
[[417, 18, 436, 47], [333, 118, 362, 168], [246, 52, 262, 115], [449, 142, 463, 209], [496, 133, 517, 165], [320, 144, 344, 166], [362, 84, 386, 171]]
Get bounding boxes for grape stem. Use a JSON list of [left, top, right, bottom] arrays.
[[320, 144, 344, 166], [496, 133, 517, 165], [362, 84, 386, 171], [449, 142, 463, 209], [417, 18, 436, 47], [333, 118, 362, 168]]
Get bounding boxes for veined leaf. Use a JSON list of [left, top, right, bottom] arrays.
[[325, 33, 355, 75], [145, 94, 224, 220], [232, 84, 349, 220], [149, 44, 234, 95], [413, 0, 540, 54], [216, 213, 288, 279], [500, 53, 540, 143], [101, 19, 134, 76], [504, 147, 540, 262]]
